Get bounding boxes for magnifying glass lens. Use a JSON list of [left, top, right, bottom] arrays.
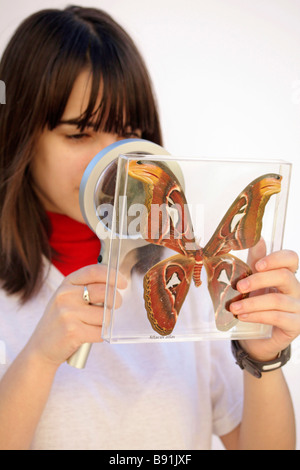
[[94, 159, 146, 236]]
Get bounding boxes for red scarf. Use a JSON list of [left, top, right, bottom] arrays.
[[47, 211, 101, 276]]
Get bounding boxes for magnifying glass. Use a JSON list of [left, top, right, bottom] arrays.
[[67, 139, 184, 368]]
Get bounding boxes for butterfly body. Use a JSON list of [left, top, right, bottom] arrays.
[[128, 160, 282, 335]]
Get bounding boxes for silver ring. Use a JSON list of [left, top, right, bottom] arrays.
[[83, 286, 91, 305]]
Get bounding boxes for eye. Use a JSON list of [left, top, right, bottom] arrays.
[[67, 133, 90, 141], [120, 128, 142, 139], [137, 160, 143, 165], [127, 132, 140, 138]]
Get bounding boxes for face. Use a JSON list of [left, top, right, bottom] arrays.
[[31, 69, 140, 223]]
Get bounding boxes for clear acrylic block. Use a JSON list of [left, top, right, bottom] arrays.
[[99, 155, 291, 343]]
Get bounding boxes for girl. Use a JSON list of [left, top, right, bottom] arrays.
[[0, 6, 299, 450]]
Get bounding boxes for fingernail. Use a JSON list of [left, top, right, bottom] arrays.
[[231, 301, 242, 313], [237, 278, 249, 292], [256, 260, 267, 271], [239, 314, 249, 320]]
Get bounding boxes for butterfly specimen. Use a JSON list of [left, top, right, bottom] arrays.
[[127, 160, 282, 335]]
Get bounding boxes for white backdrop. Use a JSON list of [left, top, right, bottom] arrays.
[[1, 0, 300, 450]]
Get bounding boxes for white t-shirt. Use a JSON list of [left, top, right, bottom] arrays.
[[0, 262, 243, 450]]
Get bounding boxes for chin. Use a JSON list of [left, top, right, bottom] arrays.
[[62, 205, 84, 224], [71, 212, 86, 224]]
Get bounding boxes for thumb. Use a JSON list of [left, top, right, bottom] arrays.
[[247, 238, 267, 273]]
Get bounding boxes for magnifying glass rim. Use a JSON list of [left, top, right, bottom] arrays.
[[79, 138, 170, 234]]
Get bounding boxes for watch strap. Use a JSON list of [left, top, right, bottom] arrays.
[[231, 340, 291, 379]]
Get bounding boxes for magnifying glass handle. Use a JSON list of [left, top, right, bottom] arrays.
[[67, 245, 107, 369], [67, 343, 92, 369]]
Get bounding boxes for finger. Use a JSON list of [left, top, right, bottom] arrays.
[[234, 309, 300, 337], [77, 323, 104, 344], [237, 268, 300, 296], [255, 250, 299, 274], [66, 264, 127, 289], [247, 238, 267, 272], [80, 283, 106, 306], [78, 283, 124, 309], [230, 292, 300, 315], [78, 304, 104, 326]]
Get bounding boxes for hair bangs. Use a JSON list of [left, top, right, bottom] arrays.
[[44, 21, 94, 131], [40, 9, 159, 140], [58, 29, 158, 138]]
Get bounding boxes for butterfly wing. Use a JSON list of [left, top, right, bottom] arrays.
[[128, 160, 198, 255], [205, 254, 252, 331], [204, 174, 282, 258], [143, 254, 195, 335], [128, 160, 200, 336], [202, 173, 281, 331]]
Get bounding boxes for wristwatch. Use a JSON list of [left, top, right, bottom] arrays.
[[231, 340, 291, 379]]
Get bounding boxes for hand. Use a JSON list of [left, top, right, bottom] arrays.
[[230, 239, 300, 362], [24, 264, 127, 367]]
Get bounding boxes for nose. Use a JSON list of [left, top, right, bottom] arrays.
[[86, 132, 120, 167]]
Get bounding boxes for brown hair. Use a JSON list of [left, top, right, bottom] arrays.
[[0, 6, 162, 301]]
